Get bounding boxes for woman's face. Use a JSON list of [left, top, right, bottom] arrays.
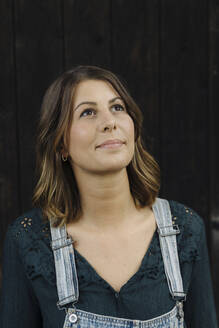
[[66, 79, 135, 175]]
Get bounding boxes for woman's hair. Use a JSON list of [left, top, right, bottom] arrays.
[[32, 65, 160, 227]]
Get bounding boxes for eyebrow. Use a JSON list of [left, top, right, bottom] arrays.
[[73, 96, 123, 112]]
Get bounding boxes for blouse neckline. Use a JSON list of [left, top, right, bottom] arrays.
[[73, 228, 159, 294]]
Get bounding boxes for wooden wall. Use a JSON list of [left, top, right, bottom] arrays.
[[0, 0, 218, 320]]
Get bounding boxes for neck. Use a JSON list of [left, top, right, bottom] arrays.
[[72, 168, 141, 232]]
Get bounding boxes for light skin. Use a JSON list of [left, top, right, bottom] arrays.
[[62, 79, 154, 234]]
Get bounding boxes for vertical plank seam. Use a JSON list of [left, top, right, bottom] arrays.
[[61, 0, 66, 71], [208, 0, 213, 265], [158, 0, 162, 192], [109, 0, 113, 68], [11, 0, 22, 214]]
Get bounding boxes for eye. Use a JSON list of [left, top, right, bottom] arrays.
[[80, 108, 95, 117], [79, 104, 125, 118], [111, 104, 125, 111]]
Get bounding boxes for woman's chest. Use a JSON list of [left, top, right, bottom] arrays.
[[67, 218, 157, 292]]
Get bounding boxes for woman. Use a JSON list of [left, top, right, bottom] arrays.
[[0, 65, 217, 327]]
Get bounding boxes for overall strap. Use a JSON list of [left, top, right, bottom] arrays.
[[50, 219, 79, 309], [152, 198, 186, 301]]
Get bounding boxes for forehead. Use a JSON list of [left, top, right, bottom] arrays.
[[73, 79, 119, 105]]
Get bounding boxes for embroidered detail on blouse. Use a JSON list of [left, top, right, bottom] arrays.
[[20, 217, 32, 228], [10, 210, 56, 285], [139, 234, 163, 280], [42, 225, 50, 238], [174, 202, 202, 264]]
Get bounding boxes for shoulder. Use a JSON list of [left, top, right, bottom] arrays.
[[167, 199, 206, 263], [168, 199, 204, 232], [6, 207, 49, 243], [4, 208, 55, 283], [4, 207, 51, 260]]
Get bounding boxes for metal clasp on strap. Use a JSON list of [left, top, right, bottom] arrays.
[[176, 300, 184, 321], [172, 292, 186, 302], [57, 301, 67, 311], [50, 236, 73, 251], [174, 293, 186, 321], [56, 295, 78, 311], [158, 224, 180, 237]]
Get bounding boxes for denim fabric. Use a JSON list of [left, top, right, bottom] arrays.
[[63, 305, 181, 327], [50, 198, 186, 327]]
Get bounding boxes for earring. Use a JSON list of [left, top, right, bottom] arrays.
[[61, 154, 68, 162]]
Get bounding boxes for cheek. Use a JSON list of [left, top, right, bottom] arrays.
[[68, 123, 92, 151], [124, 116, 135, 140], [69, 128, 86, 158]]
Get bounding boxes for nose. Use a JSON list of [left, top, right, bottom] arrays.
[[102, 120, 116, 132], [98, 111, 117, 132]]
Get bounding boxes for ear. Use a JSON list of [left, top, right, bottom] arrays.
[[60, 146, 68, 157], [62, 151, 68, 157]]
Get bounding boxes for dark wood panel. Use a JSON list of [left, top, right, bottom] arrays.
[[64, 0, 111, 70], [159, 1, 209, 221], [209, 0, 219, 319], [0, 0, 20, 282], [14, 0, 64, 212], [111, 0, 160, 159]]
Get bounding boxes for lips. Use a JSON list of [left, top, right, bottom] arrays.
[[96, 139, 125, 148]]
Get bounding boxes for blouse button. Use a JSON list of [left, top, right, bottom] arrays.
[[115, 292, 119, 298], [69, 313, 78, 323]]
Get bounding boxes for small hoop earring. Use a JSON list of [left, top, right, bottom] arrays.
[[61, 154, 68, 162]]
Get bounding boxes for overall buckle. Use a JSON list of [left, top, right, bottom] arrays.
[[158, 224, 180, 237]]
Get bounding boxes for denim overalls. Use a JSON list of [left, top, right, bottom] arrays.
[[50, 197, 187, 327]]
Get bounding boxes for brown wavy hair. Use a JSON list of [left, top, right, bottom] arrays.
[[32, 65, 160, 227]]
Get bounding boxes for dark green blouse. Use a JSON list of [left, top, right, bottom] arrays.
[[0, 200, 218, 327]]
